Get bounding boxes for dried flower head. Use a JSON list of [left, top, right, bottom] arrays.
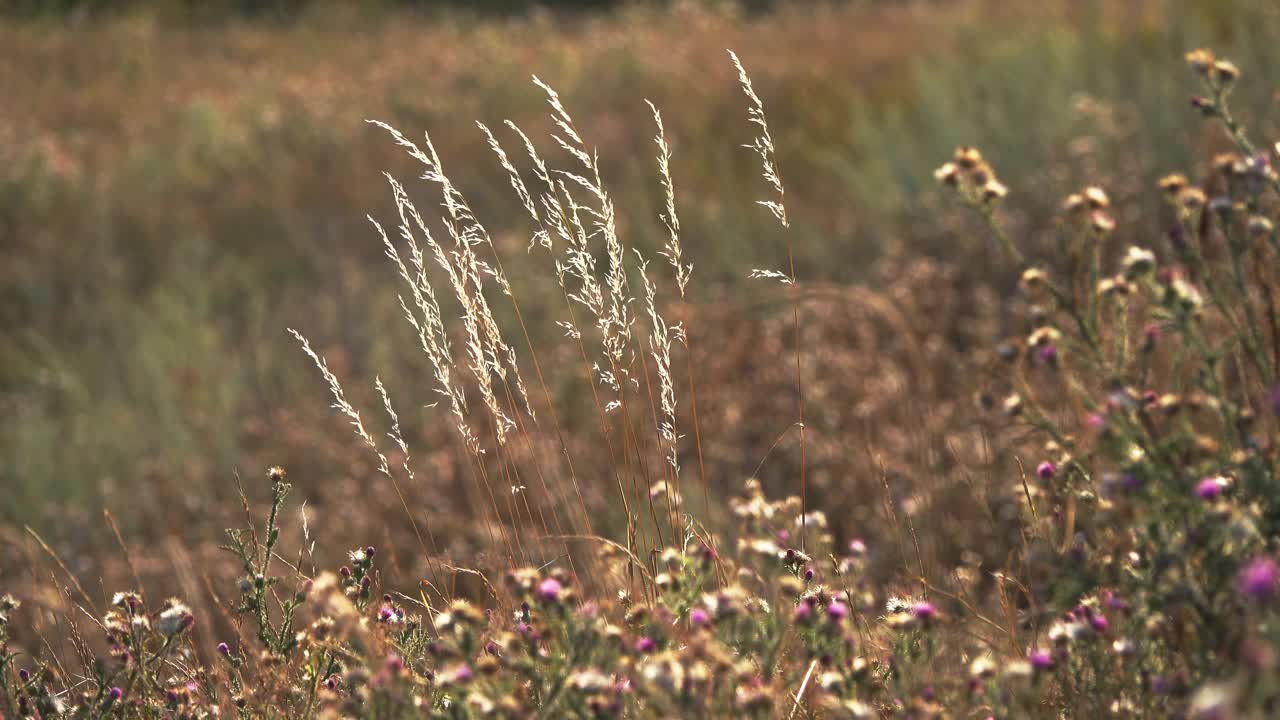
[[953, 146, 984, 170], [1089, 210, 1117, 235], [1122, 246, 1156, 280], [1247, 215, 1274, 237], [1211, 59, 1240, 88], [1178, 187, 1207, 212], [1062, 193, 1087, 215], [1158, 173, 1188, 197], [1083, 186, 1110, 210], [156, 599, 194, 637], [981, 179, 1008, 204], [933, 162, 960, 187], [1184, 49, 1215, 76]]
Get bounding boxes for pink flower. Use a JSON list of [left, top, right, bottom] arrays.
[[536, 577, 562, 604]]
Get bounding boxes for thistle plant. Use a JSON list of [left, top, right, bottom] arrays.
[[5, 45, 1280, 719]]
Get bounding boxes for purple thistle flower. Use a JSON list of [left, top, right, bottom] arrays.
[[794, 602, 813, 623], [1038, 345, 1057, 363], [1237, 557, 1280, 602], [536, 577, 562, 604], [826, 601, 849, 623], [912, 601, 937, 624], [386, 654, 405, 674], [634, 636, 656, 654], [108, 687, 123, 701], [1037, 461, 1057, 480], [1196, 477, 1223, 501], [689, 608, 710, 627], [1090, 614, 1109, 633], [1028, 649, 1053, 671], [216, 642, 230, 656]]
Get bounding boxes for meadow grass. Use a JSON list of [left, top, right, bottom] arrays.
[[4, 26, 1280, 716], [6, 0, 1279, 533]]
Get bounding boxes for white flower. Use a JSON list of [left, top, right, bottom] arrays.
[[156, 600, 193, 637]]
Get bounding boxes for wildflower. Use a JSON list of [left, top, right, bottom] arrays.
[[1097, 276, 1132, 298], [933, 162, 960, 187], [1090, 614, 1109, 633], [1213, 152, 1242, 176], [440, 662, 473, 686], [536, 577, 562, 604], [980, 179, 1008, 204], [1166, 277, 1204, 313], [640, 653, 685, 693], [1037, 462, 1057, 480], [794, 600, 813, 624], [1237, 557, 1279, 602], [1062, 193, 1087, 215], [437, 600, 484, 631], [826, 600, 849, 623], [634, 636, 656, 654], [1247, 214, 1274, 237], [1019, 268, 1047, 296], [953, 146, 983, 170], [108, 687, 123, 702], [969, 656, 996, 679], [1083, 186, 1110, 209], [112, 592, 143, 612], [216, 642, 231, 656], [1028, 649, 1054, 672], [1190, 95, 1217, 116], [1158, 173, 1188, 197], [1178, 187, 1207, 212], [267, 465, 287, 483], [156, 599, 194, 637], [1122, 246, 1156, 280], [568, 668, 613, 693], [378, 604, 404, 624], [1028, 326, 1060, 348], [1089, 210, 1116, 235], [1185, 49, 1215, 75], [1189, 682, 1234, 720], [1211, 59, 1240, 88], [689, 608, 710, 627], [1196, 476, 1228, 501], [912, 601, 937, 625]]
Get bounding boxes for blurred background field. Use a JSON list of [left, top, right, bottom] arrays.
[[2, 0, 1279, 590]]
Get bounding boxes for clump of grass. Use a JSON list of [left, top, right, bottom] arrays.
[[4, 45, 1280, 719]]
